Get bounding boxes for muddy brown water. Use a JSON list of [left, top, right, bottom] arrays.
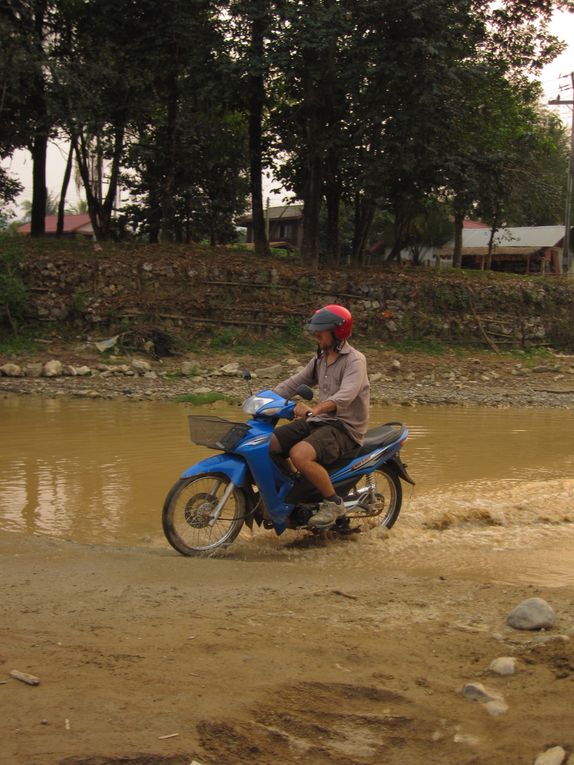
[[1, 395, 573, 585]]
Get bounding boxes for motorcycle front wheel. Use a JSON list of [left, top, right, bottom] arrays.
[[162, 473, 245, 556], [348, 465, 402, 529]]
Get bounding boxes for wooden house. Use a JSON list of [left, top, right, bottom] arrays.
[[440, 225, 568, 274], [237, 204, 303, 249]]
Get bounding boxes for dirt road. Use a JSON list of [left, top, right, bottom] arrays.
[[2, 523, 573, 765]]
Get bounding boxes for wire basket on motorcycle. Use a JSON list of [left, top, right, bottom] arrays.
[[187, 416, 250, 451]]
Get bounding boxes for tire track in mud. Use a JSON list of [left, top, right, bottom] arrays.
[[197, 680, 457, 765]]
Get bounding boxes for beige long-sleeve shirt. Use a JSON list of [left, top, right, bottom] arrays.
[[274, 342, 370, 444]]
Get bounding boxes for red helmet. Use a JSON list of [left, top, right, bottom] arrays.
[[305, 304, 352, 342]]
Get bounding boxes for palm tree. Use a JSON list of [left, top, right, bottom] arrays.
[[20, 191, 59, 222], [19, 193, 88, 222], [67, 199, 89, 214]]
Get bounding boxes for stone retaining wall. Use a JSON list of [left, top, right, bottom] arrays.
[[16, 248, 574, 351]]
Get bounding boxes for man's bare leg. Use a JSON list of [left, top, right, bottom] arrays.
[[269, 433, 296, 475], [289, 440, 335, 497], [289, 441, 344, 527]]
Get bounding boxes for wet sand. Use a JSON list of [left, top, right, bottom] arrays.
[[2, 508, 574, 765]]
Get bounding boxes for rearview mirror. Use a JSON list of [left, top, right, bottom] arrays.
[[296, 384, 313, 401]]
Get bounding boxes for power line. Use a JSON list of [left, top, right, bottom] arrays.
[[549, 71, 574, 275]]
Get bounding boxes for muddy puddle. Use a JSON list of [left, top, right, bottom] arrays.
[[1, 395, 573, 585]]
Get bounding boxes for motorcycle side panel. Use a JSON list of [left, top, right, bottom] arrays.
[[329, 442, 402, 483], [180, 453, 249, 487]]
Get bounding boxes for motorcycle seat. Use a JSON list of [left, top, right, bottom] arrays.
[[327, 423, 405, 471], [355, 422, 405, 456]]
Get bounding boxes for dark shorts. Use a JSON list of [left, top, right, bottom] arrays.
[[273, 419, 357, 466]]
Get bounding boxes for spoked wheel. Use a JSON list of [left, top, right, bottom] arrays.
[[162, 473, 245, 556], [346, 465, 402, 529]]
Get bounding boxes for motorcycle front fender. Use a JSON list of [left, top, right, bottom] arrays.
[[180, 453, 249, 487]]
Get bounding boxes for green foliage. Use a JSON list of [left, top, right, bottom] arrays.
[[70, 292, 88, 317], [269, 247, 300, 259], [430, 284, 470, 312], [209, 329, 261, 355], [268, 0, 566, 264], [546, 321, 574, 352], [19, 191, 60, 222], [390, 311, 444, 344], [1, 0, 569, 257], [0, 330, 38, 355], [503, 110, 570, 226], [203, 319, 309, 356], [504, 347, 553, 364], [0, 169, 23, 221], [0, 238, 28, 334]]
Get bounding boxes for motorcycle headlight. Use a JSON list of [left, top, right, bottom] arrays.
[[242, 395, 274, 415]]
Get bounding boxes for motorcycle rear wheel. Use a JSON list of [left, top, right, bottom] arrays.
[[162, 473, 245, 556], [348, 465, 402, 529]]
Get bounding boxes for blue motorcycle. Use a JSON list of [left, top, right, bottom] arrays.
[[162, 380, 414, 556]]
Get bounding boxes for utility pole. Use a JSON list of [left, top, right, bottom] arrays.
[[549, 72, 574, 276]]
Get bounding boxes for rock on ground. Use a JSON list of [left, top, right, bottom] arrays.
[[507, 598, 556, 631], [489, 656, 517, 675], [534, 746, 567, 765]]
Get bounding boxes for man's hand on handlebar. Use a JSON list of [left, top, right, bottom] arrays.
[[294, 402, 313, 419]]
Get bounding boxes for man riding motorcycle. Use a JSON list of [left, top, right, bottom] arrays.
[[270, 304, 370, 528]]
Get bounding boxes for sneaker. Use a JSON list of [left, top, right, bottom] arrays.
[[309, 499, 346, 528]]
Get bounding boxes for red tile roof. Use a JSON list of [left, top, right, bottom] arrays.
[[463, 220, 489, 229], [18, 214, 92, 234]]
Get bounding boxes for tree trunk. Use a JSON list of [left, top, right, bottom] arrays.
[[71, 124, 125, 241], [248, 2, 270, 258], [30, 0, 48, 238], [324, 146, 340, 264], [30, 133, 48, 237], [74, 135, 101, 239], [486, 206, 500, 270], [301, 149, 322, 264], [71, 130, 100, 237], [99, 125, 124, 240], [300, 54, 323, 264], [351, 194, 375, 265], [322, 23, 341, 265], [96, 137, 103, 207], [160, 74, 179, 242], [453, 208, 464, 268], [57, 142, 74, 237], [301, 86, 323, 264], [325, 184, 340, 265], [386, 203, 416, 264]]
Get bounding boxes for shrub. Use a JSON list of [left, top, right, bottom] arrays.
[[0, 239, 29, 334]]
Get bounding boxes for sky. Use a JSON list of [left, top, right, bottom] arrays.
[[539, 8, 574, 108], [2, 7, 574, 215]]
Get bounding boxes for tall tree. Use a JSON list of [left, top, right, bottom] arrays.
[[230, 0, 272, 257], [438, 0, 571, 266], [119, 1, 248, 243], [503, 108, 569, 226], [53, 0, 159, 239], [272, 0, 572, 265], [0, 0, 58, 235], [271, 0, 351, 263]]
